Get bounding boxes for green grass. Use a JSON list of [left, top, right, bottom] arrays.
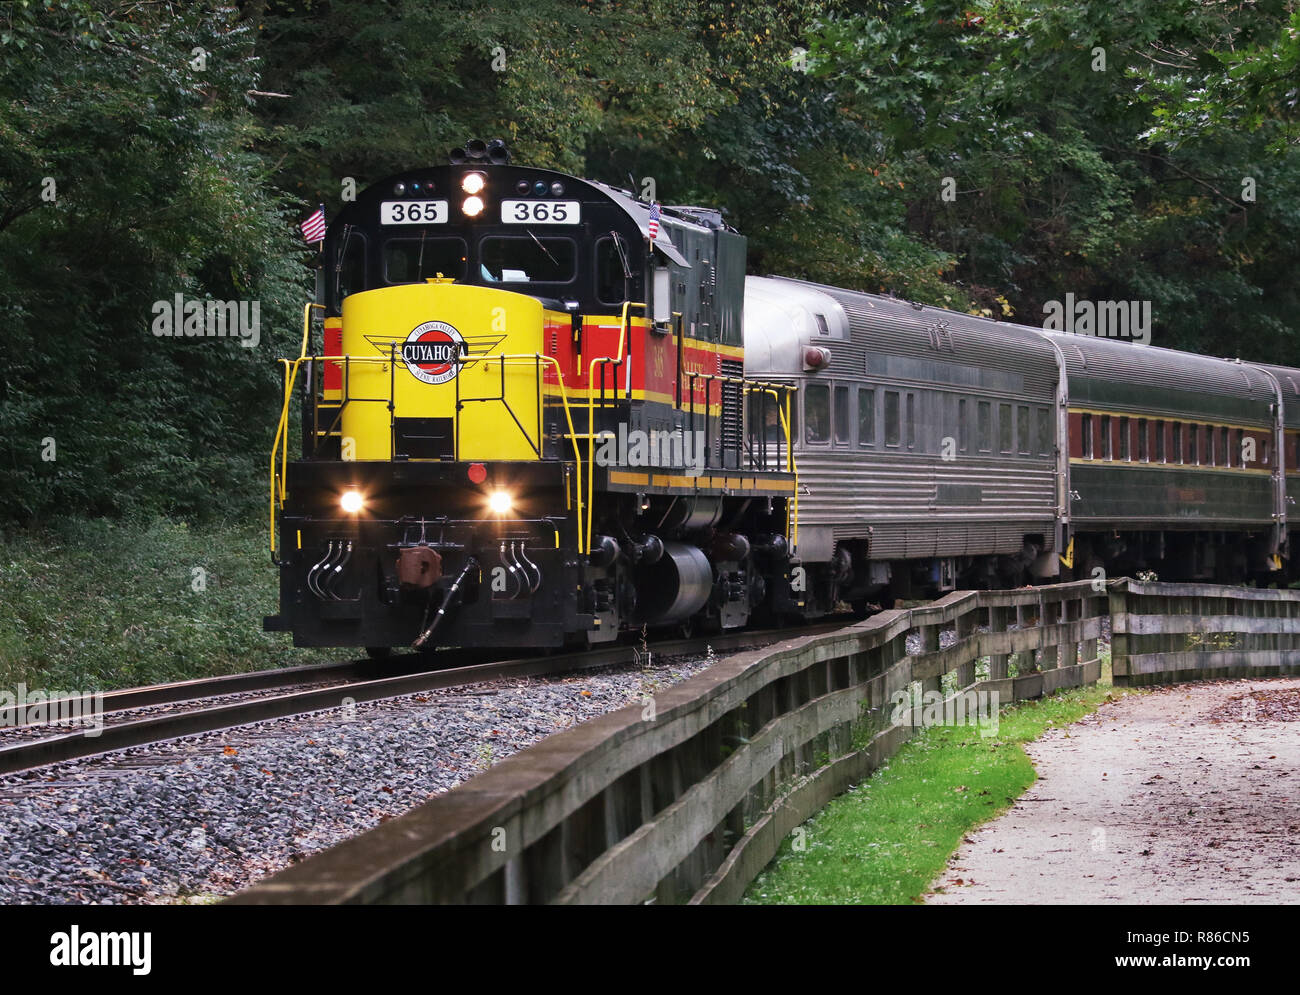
[[0, 516, 348, 693], [744, 660, 1141, 905]]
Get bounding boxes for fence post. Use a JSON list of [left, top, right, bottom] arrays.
[[1060, 594, 1079, 672], [1108, 579, 1131, 687], [989, 604, 1010, 681], [1015, 598, 1039, 674], [919, 623, 941, 697], [955, 601, 977, 689], [1039, 592, 1059, 672]]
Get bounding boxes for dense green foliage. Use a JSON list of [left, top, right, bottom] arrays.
[[2, 0, 1299, 525], [0, 1, 304, 523], [0, 518, 347, 690]]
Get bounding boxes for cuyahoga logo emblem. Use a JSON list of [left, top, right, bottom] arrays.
[[401, 320, 466, 385], [364, 324, 504, 381]]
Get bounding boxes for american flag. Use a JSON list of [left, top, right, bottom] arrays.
[[300, 205, 326, 244], [647, 201, 660, 241]]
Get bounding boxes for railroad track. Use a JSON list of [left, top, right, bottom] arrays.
[[0, 619, 857, 777]]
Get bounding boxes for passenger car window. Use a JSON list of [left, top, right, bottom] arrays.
[[804, 384, 830, 443], [885, 391, 901, 446], [858, 388, 875, 446], [834, 385, 850, 444]]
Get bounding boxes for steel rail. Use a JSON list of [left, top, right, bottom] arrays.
[[0, 619, 857, 776]]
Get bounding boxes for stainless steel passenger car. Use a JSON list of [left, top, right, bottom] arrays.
[[745, 276, 1061, 610], [745, 274, 1293, 604]]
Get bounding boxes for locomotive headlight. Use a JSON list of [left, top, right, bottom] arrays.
[[340, 490, 365, 514], [462, 195, 484, 217], [487, 490, 513, 515], [461, 172, 486, 194]]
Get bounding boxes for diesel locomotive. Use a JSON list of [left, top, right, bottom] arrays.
[[266, 140, 798, 653], [266, 140, 1297, 655]]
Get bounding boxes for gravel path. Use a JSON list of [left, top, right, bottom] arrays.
[[928, 677, 1300, 904], [0, 652, 724, 905]]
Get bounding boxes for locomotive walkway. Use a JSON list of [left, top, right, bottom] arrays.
[[929, 676, 1300, 904]]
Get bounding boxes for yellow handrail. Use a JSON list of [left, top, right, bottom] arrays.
[[463, 352, 589, 553], [269, 358, 299, 555], [753, 386, 799, 549], [270, 304, 324, 555], [586, 301, 645, 553], [269, 304, 799, 562], [300, 302, 324, 358], [269, 350, 589, 556]]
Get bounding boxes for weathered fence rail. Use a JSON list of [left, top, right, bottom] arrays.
[[1111, 577, 1300, 686], [231, 579, 1109, 906], [229, 576, 1300, 904]]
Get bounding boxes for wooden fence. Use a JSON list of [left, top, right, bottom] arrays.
[[1111, 577, 1300, 686], [230, 579, 1109, 905]]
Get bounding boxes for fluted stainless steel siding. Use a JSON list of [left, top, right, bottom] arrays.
[[748, 277, 1060, 558], [798, 450, 1055, 556]]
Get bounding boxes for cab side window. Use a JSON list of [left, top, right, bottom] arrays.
[[334, 231, 368, 306], [595, 236, 633, 305]]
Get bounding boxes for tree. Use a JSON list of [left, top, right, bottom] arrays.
[[0, 0, 309, 522]]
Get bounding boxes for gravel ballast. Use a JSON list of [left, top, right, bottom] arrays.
[[0, 653, 722, 905]]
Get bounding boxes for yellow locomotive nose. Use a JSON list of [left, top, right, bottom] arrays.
[[338, 280, 545, 462]]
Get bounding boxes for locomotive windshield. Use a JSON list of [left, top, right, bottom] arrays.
[[383, 237, 467, 282], [480, 236, 575, 284]]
